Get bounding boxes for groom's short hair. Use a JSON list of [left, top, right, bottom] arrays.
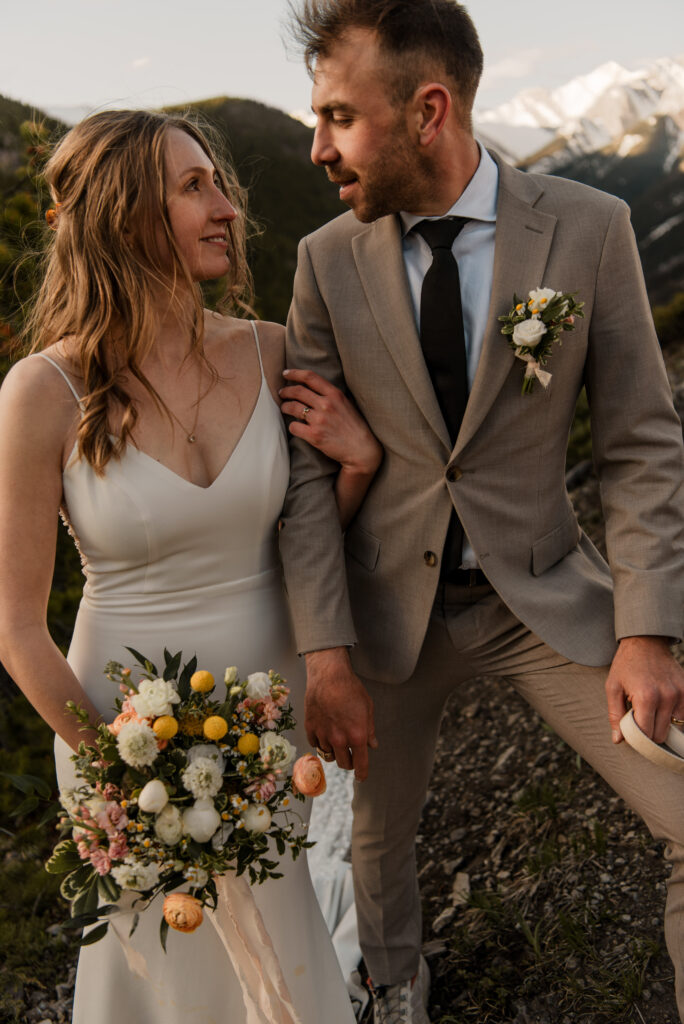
[[288, 0, 483, 123]]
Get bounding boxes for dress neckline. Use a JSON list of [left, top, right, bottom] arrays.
[[124, 373, 271, 491]]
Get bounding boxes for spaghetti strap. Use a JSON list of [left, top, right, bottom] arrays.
[[36, 353, 84, 409], [249, 321, 266, 381]]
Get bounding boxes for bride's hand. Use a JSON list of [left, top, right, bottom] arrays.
[[280, 368, 382, 476]]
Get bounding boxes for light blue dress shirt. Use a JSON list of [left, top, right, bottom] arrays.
[[399, 144, 499, 568]]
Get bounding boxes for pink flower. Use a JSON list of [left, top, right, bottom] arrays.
[[246, 772, 277, 802], [257, 701, 281, 729], [107, 835, 129, 860], [107, 802, 129, 831], [77, 840, 91, 860], [292, 755, 327, 797], [89, 846, 112, 876], [103, 783, 122, 802]]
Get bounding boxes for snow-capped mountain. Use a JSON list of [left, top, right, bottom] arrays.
[[475, 56, 684, 168]]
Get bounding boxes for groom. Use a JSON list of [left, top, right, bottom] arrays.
[[279, 1, 684, 1021]]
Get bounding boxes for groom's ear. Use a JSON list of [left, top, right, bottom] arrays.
[[411, 83, 451, 148]]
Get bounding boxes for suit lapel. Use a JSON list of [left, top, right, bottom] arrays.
[[454, 159, 557, 455], [353, 215, 452, 451]]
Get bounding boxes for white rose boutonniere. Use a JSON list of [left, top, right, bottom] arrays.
[[499, 286, 584, 394]]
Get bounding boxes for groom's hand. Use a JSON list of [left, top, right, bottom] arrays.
[[606, 635, 684, 744], [304, 647, 377, 781]]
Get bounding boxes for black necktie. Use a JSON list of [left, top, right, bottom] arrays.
[[415, 217, 469, 442], [414, 217, 469, 580]]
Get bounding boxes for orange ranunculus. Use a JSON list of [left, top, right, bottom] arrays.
[[163, 893, 204, 933], [291, 754, 327, 797]]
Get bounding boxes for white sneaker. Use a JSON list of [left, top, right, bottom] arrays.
[[369, 955, 431, 1024]]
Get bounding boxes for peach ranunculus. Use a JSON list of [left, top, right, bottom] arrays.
[[108, 708, 142, 736], [163, 893, 204, 933], [291, 754, 327, 797]]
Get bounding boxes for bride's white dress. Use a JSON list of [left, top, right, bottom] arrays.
[[45, 326, 355, 1024]]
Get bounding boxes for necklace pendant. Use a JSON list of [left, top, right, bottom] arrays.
[[187, 434, 196, 444]]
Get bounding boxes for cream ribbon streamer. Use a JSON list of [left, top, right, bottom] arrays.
[[208, 872, 302, 1024], [620, 709, 684, 773], [105, 879, 300, 1023], [514, 349, 552, 388]]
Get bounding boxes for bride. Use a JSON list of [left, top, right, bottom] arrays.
[[0, 110, 381, 1023]]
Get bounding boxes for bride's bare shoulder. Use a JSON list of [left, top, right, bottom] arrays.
[[205, 312, 284, 388]]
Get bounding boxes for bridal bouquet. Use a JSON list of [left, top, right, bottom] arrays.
[[499, 286, 585, 394], [46, 649, 326, 948]]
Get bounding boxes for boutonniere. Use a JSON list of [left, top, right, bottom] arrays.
[[498, 287, 585, 394]]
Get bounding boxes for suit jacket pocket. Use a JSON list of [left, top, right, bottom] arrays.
[[531, 513, 581, 577], [345, 523, 380, 572]]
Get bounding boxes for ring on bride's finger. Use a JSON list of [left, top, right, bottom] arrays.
[[301, 405, 312, 420], [672, 716, 684, 726], [316, 746, 334, 762]]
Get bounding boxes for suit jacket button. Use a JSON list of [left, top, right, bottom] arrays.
[[424, 551, 438, 567], [446, 465, 462, 483]]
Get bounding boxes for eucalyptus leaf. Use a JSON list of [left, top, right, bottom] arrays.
[[160, 917, 169, 953]]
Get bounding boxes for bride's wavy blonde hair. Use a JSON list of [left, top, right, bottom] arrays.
[[22, 109, 254, 474]]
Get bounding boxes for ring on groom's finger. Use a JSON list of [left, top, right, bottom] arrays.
[[301, 405, 312, 420], [672, 716, 684, 726], [316, 747, 334, 762]]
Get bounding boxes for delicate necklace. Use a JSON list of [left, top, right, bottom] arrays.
[[167, 363, 202, 444]]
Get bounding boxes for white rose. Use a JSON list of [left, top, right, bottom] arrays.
[[528, 287, 557, 307], [130, 678, 180, 719], [240, 803, 272, 833], [154, 804, 184, 845], [259, 731, 296, 769], [182, 798, 221, 843], [224, 666, 238, 685], [513, 318, 547, 350], [245, 672, 271, 698], [186, 744, 225, 773], [138, 779, 169, 814]]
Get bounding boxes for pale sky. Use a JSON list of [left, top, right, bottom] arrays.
[[2, 0, 683, 121]]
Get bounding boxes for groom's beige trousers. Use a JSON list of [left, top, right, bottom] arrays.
[[352, 582, 684, 1019]]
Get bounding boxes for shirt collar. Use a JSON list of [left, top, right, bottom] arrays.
[[399, 144, 499, 237]]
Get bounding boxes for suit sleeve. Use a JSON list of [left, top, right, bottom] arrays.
[[279, 235, 358, 654], [585, 199, 684, 641]]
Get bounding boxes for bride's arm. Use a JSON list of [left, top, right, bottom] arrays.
[[280, 367, 382, 529], [0, 358, 102, 752], [255, 321, 383, 530]]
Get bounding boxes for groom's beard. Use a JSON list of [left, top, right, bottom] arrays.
[[326, 127, 436, 223]]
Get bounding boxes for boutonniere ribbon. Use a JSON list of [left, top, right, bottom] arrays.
[[498, 287, 585, 394]]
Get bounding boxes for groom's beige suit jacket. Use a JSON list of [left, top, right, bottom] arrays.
[[280, 154, 684, 684]]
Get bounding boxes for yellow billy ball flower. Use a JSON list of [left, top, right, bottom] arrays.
[[153, 715, 178, 740], [190, 670, 215, 693], [237, 733, 260, 756], [203, 716, 229, 741]]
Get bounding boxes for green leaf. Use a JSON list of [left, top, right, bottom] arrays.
[[60, 863, 94, 900], [46, 839, 82, 874], [79, 922, 109, 946], [97, 874, 121, 902], [10, 794, 39, 818], [160, 917, 170, 953], [129, 912, 140, 938], [38, 803, 62, 827], [124, 646, 158, 675], [163, 649, 182, 681], [177, 655, 197, 700], [0, 771, 52, 798]]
